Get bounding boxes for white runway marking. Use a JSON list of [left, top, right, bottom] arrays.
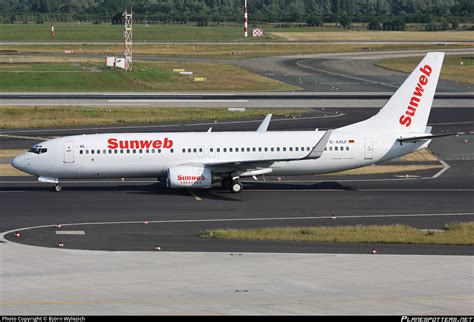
[[108, 99, 249, 103], [55, 231, 86, 235]]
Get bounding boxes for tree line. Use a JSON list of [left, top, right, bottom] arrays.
[[0, 0, 472, 29]]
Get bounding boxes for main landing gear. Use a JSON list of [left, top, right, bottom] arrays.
[[53, 184, 62, 192], [221, 177, 243, 193]]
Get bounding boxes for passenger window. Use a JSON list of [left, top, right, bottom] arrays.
[[252, 147, 256, 152], [103, 150, 106, 154], [264, 147, 268, 152], [295, 147, 299, 151], [158, 149, 162, 153], [258, 147, 262, 152], [223, 148, 227, 152], [289, 147, 293, 151], [127, 149, 130, 154], [109, 150, 112, 154], [335, 147, 338, 151], [230, 148, 233, 152], [199, 148, 203, 153], [152, 149, 155, 153], [346, 147, 349, 151], [210, 148, 214, 152], [276, 147, 280, 152], [170, 149, 174, 153], [217, 148, 220, 152], [193, 148, 197, 153], [271, 147, 274, 152], [139, 149, 143, 153], [329, 147, 333, 151], [91, 150, 95, 154], [120, 150, 124, 154], [146, 149, 149, 153], [80, 150, 83, 155], [182, 148, 186, 153], [114, 150, 118, 154], [283, 147, 287, 152]]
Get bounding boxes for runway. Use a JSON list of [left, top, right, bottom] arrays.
[[1, 107, 473, 254]]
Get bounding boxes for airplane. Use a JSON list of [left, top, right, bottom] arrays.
[[12, 52, 455, 193]]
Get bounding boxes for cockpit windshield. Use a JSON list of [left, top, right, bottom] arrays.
[[28, 145, 47, 154]]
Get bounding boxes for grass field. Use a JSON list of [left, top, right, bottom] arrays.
[[1, 23, 473, 43], [0, 23, 271, 42], [271, 30, 474, 42], [376, 55, 474, 84], [199, 222, 474, 245], [2, 43, 472, 59], [0, 59, 298, 92], [0, 106, 307, 129]]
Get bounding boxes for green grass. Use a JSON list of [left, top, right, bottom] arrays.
[[0, 60, 298, 92], [0, 23, 271, 42], [2, 43, 471, 59], [199, 222, 474, 245], [0, 106, 307, 129], [376, 55, 474, 84]]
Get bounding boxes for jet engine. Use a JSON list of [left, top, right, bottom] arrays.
[[166, 165, 213, 189]]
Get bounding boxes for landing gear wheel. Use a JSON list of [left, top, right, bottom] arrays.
[[230, 180, 243, 193], [53, 184, 62, 192]]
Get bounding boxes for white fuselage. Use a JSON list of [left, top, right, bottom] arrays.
[[11, 128, 427, 180]]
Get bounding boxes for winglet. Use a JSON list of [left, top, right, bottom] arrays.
[[257, 114, 272, 132], [304, 129, 332, 159]]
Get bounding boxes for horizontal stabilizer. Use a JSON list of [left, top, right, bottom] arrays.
[[397, 132, 459, 143]]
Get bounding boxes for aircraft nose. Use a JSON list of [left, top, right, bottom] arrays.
[[11, 154, 26, 170]]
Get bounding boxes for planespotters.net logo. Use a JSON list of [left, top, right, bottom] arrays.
[[401, 317, 473, 322]]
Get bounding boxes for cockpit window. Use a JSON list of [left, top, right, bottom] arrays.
[[28, 145, 47, 154]]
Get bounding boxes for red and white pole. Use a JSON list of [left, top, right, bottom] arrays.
[[244, 0, 248, 38]]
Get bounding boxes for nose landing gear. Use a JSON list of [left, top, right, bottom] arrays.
[[53, 184, 62, 192]]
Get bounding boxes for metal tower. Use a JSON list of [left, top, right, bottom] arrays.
[[123, 8, 133, 71]]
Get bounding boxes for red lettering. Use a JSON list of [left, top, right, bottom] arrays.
[[152, 140, 162, 149], [107, 138, 118, 149], [130, 140, 139, 149], [140, 140, 152, 149], [406, 106, 416, 117], [164, 138, 173, 148], [398, 65, 432, 128], [119, 140, 129, 149], [419, 64, 432, 77], [107, 138, 173, 149], [419, 75, 428, 86], [413, 83, 424, 97], [399, 115, 412, 127]]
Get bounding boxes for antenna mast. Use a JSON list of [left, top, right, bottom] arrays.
[[123, 8, 133, 71]]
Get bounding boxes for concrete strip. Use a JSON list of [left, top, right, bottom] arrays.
[[0, 241, 472, 315]]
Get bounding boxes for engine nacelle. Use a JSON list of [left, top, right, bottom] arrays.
[[166, 165, 212, 189]]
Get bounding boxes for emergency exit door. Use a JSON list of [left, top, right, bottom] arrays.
[[64, 141, 74, 163], [364, 138, 373, 160]]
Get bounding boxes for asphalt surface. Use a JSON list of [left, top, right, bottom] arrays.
[[1, 109, 473, 255]]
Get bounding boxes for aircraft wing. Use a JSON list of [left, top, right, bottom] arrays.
[[182, 129, 333, 177]]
